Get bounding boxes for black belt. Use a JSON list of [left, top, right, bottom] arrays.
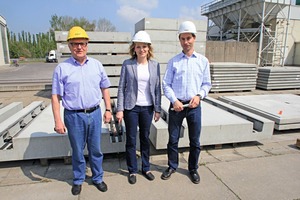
[[69, 105, 100, 113], [178, 99, 191, 105]]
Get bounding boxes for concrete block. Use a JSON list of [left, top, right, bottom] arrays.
[[0, 101, 45, 149], [150, 96, 273, 149], [135, 18, 207, 32], [218, 94, 300, 130], [0, 102, 23, 123], [55, 31, 131, 42]]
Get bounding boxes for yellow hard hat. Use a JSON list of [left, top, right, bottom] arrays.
[[67, 26, 89, 41]]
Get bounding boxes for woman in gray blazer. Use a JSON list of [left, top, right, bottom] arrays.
[[116, 31, 161, 184]]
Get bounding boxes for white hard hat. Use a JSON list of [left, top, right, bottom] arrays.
[[178, 21, 197, 35], [132, 31, 151, 44]]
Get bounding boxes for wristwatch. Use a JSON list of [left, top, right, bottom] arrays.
[[196, 94, 203, 100], [105, 109, 112, 112]]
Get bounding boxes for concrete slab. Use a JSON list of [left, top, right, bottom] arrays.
[[218, 94, 300, 130], [150, 96, 267, 149], [0, 102, 126, 162], [0, 102, 23, 123]]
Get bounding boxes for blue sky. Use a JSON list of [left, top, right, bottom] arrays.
[[0, 0, 210, 34]]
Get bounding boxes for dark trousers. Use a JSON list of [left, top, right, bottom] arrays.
[[167, 105, 202, 171], [124, 105, 153, 174]]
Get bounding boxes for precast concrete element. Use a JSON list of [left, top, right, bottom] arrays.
[[149, 96, 272, 149], [0, 102, 23, 123], [218, 94, 300, 130], [210, 62, 258, 92], [0, 101, 45, 150], [257, 67, 300, 90], [0, 101, 125, 162], [204, 96, 274, 137]]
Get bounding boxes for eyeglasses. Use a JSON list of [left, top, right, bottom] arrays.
[[69, 42, 88, 48]]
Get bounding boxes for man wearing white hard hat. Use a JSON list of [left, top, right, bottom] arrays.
[[116, 31, 161, 184], [162, 21, 212, 184]]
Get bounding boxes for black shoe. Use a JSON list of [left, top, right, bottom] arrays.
[[128, 174, 137, 184], [71, 184, 81, 195], [161, 167, 175, 180], [93, 181, 108, 192], [142, 171, 155, 181], [189, 170, 200, 184]]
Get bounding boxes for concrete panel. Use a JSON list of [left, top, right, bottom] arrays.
[[145, 30, 207, 42], [58, 54, 128, 65], [0, 101, 45, 148], [218, 94, 300, 130], [135, 18, 207, 32], [149, 96, 267, 149], [57, 43, 129, 54], [55, 31, 131, 42], [209, 62, 258, 92], [0, 102, 23, 123], [257, 67, 300, 90], [0, 102, 125, 161]]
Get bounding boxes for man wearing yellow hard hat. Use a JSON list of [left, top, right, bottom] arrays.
[[51, 26, 112, 195]]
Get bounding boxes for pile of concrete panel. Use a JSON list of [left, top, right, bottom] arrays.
[[135, 18, 207, 78], [55, 18, 208, 97], [256, 67, 300, 90], [218, 94, 300, 130], [210, 62, 258, 92], [55, 31, 131, 98]]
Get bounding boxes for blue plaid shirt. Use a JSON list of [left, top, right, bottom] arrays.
[[52, 56, 111, 110], [162, 51, 211, 103]]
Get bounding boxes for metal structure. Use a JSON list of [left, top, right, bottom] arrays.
[[201, 0, 293, 67]]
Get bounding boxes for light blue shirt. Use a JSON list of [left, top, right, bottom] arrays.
[[163, 51, 211, 103], [52, 56, 111, 110]]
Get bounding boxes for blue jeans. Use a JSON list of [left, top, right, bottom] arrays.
[[167, 105, 202, 171], [124, 105, 153, 174], [64, 108, 103, 185]]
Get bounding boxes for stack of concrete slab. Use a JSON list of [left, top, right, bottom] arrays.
[[256, 67, 300, 90], [135, 18, 207, 77], [55, 31, 132, 97], [218, 94, 300, 130], [210, 62, 258, 92]]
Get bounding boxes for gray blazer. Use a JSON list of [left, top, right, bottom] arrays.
[[117, 58, 161, 113]]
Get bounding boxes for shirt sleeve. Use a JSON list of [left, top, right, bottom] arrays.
[[162, 59, 178, 104]]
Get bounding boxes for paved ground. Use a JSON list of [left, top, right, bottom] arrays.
[[0, 130, 299, 200], [0, 63, 300, 200]]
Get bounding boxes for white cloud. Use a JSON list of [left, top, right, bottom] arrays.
[[179, 6, 206, 20], [117, 5, 150, 23], [117, 0, 158, 10]]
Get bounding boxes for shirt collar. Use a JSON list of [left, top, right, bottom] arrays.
[[71, 56, 89, 65], [180, 51, 198, 58]]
